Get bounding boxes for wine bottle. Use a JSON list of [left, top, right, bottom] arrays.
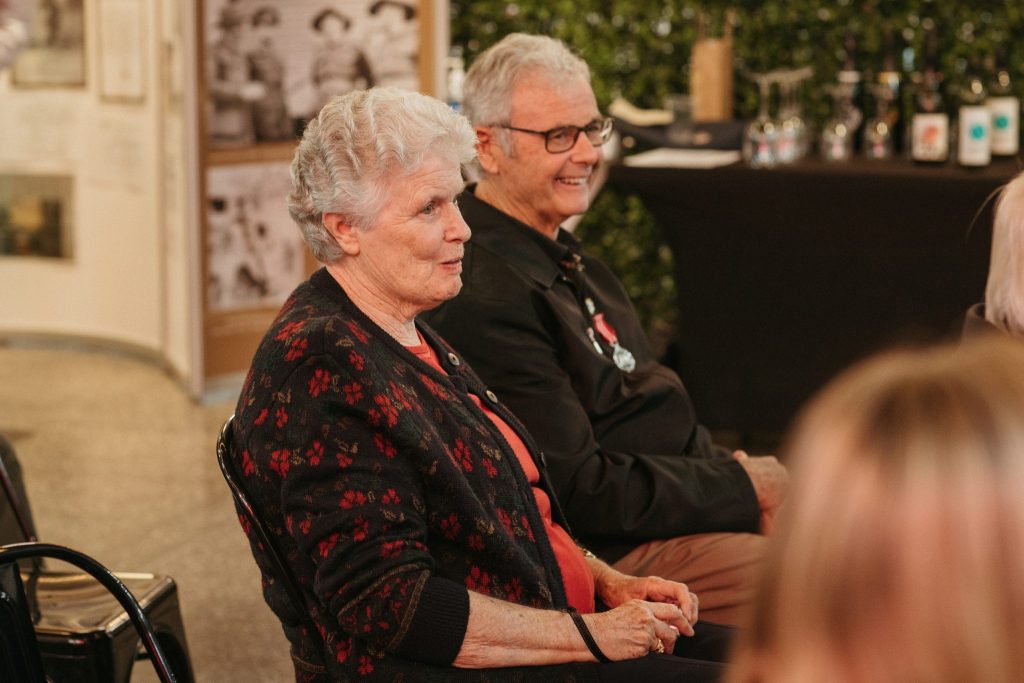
[[989, 49, 1020, 157], [910, 29, 949, 164], [957, 56, 991, 168], [864, 84, 895, 160], [445, 46, 466, 113], [876, 29, 903, 152], [836, 30, 864, 142]]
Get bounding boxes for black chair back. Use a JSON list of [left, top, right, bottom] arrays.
[[0, 562, 48, 683], [0, 542, 178, 683], [0, 436, 38, 544], [216, 416, 329, 657]]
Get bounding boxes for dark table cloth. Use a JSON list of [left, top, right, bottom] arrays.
[[609, 156, 1019, 436]]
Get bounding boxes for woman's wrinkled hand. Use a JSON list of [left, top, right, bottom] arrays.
[[595, 567, 699, 628], [583, 599, 690, 660]]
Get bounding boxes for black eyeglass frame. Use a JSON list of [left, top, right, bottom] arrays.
[[497, 117, 614, 153]]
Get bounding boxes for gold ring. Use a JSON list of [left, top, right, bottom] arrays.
[[653, 641, 665, 654]]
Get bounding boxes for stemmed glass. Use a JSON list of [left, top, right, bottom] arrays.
[[743, 72, 778, 168], [821, 83, 856, 162], [776, 67, 813, 164]]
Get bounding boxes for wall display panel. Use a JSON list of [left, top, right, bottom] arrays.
[[203, 0, 427, 150], [198, 0, 437, 380], [97, 0, 146, 102], [0, 172, 73, 259], [11, 0, 85, 87], [206, 162, 304, 313]]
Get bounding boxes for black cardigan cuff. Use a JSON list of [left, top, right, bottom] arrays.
[[392, 576, 470, 665]]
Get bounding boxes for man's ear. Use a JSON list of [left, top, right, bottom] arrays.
[[475, 125, 502, 175], [323, 212, 361, 256]]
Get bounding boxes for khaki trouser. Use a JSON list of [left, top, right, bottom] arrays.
[[612, 532, 766, 626]]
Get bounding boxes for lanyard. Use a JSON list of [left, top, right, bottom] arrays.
[[559, 252, 637, 373]]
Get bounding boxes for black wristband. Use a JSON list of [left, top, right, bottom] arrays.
[[567, 606, 612, 663]]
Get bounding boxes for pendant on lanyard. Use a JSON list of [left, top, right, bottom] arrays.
[[585, 297, 637, 372]]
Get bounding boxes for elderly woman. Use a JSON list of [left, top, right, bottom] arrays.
[[726, 336, 1024, 683], [231, 87, 728, 682], [964, 170, 1024, 337]]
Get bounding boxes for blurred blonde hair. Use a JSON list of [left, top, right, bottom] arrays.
[[728, 336, 1024, 683], [985, 171, 1024, 337]]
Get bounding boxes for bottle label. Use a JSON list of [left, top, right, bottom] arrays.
[[958, 105, 991, 166], [989, 96, 1020, 155], [912, 113, 949, 162]]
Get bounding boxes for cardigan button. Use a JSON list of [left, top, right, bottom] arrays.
[[447, 352, 461, 366], [485, 390, 498, 403]]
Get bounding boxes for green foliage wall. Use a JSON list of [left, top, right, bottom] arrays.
[[450, 1, 1024, 348]]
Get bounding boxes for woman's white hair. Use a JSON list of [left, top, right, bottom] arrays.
[[288, 87, 476, 263], [462, 33, 590, 157], [985, 171, 1024, 337]]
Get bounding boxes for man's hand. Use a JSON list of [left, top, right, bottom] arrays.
[[733, 450, 788, 534]]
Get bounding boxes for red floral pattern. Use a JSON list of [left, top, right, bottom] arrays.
[[439, 513, 461, 541], [306, 440, 324, 466], [342, 382, 363, 405], [230, 272, 569, 682], [340, 490, 366, 509], [373, 433, 397, 459], [286, 337, 309, 361], [308, 368, 331, 397], [464, 565, 491, 592], [269, 448, 291, 477], [241, 449, 256, 476]]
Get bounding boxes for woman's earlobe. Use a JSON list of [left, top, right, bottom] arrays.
[[323, 212, 361, 255]]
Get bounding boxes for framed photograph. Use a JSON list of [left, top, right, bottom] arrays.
[[201, 0, 429, 150], [0, 173, 74, 259], [97, 0, 146, 102], [205, 161, 305, 313], [11, 0, 86, 87]]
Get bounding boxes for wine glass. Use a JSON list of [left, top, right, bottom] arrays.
[[665, 94, 695, 146], [821, 83, 856, 162], [776, 67, 813, 164], [743, 72, 778, 168]]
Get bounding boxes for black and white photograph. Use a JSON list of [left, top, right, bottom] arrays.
[[203, 0, 421, 149], [0, 172, 73, 258], [11, 0, 85, 87], [205, 162, 305, 312]]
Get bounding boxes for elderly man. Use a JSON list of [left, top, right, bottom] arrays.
[[423, 33, 787, 625]]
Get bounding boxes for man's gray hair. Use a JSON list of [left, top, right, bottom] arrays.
[[288, 87, 476, 263], [462, 33, 591, 130], [986, 171, 1024, 337]]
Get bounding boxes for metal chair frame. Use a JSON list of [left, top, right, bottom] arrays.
[[0, 542, 178, 683], [0, 561, 48, 683]]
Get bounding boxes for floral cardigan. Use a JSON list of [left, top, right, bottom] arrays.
[[232, 268, 597, 682]]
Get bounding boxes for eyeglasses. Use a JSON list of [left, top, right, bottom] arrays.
[[498, 117, 614, 154]]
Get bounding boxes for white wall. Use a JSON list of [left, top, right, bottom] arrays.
[[0, 0, 201, 391]]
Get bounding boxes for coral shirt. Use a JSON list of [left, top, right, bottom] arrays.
[[409, 334, 596, 613]]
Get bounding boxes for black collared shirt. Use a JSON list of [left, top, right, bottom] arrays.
[[423, 189, 759, 560]]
